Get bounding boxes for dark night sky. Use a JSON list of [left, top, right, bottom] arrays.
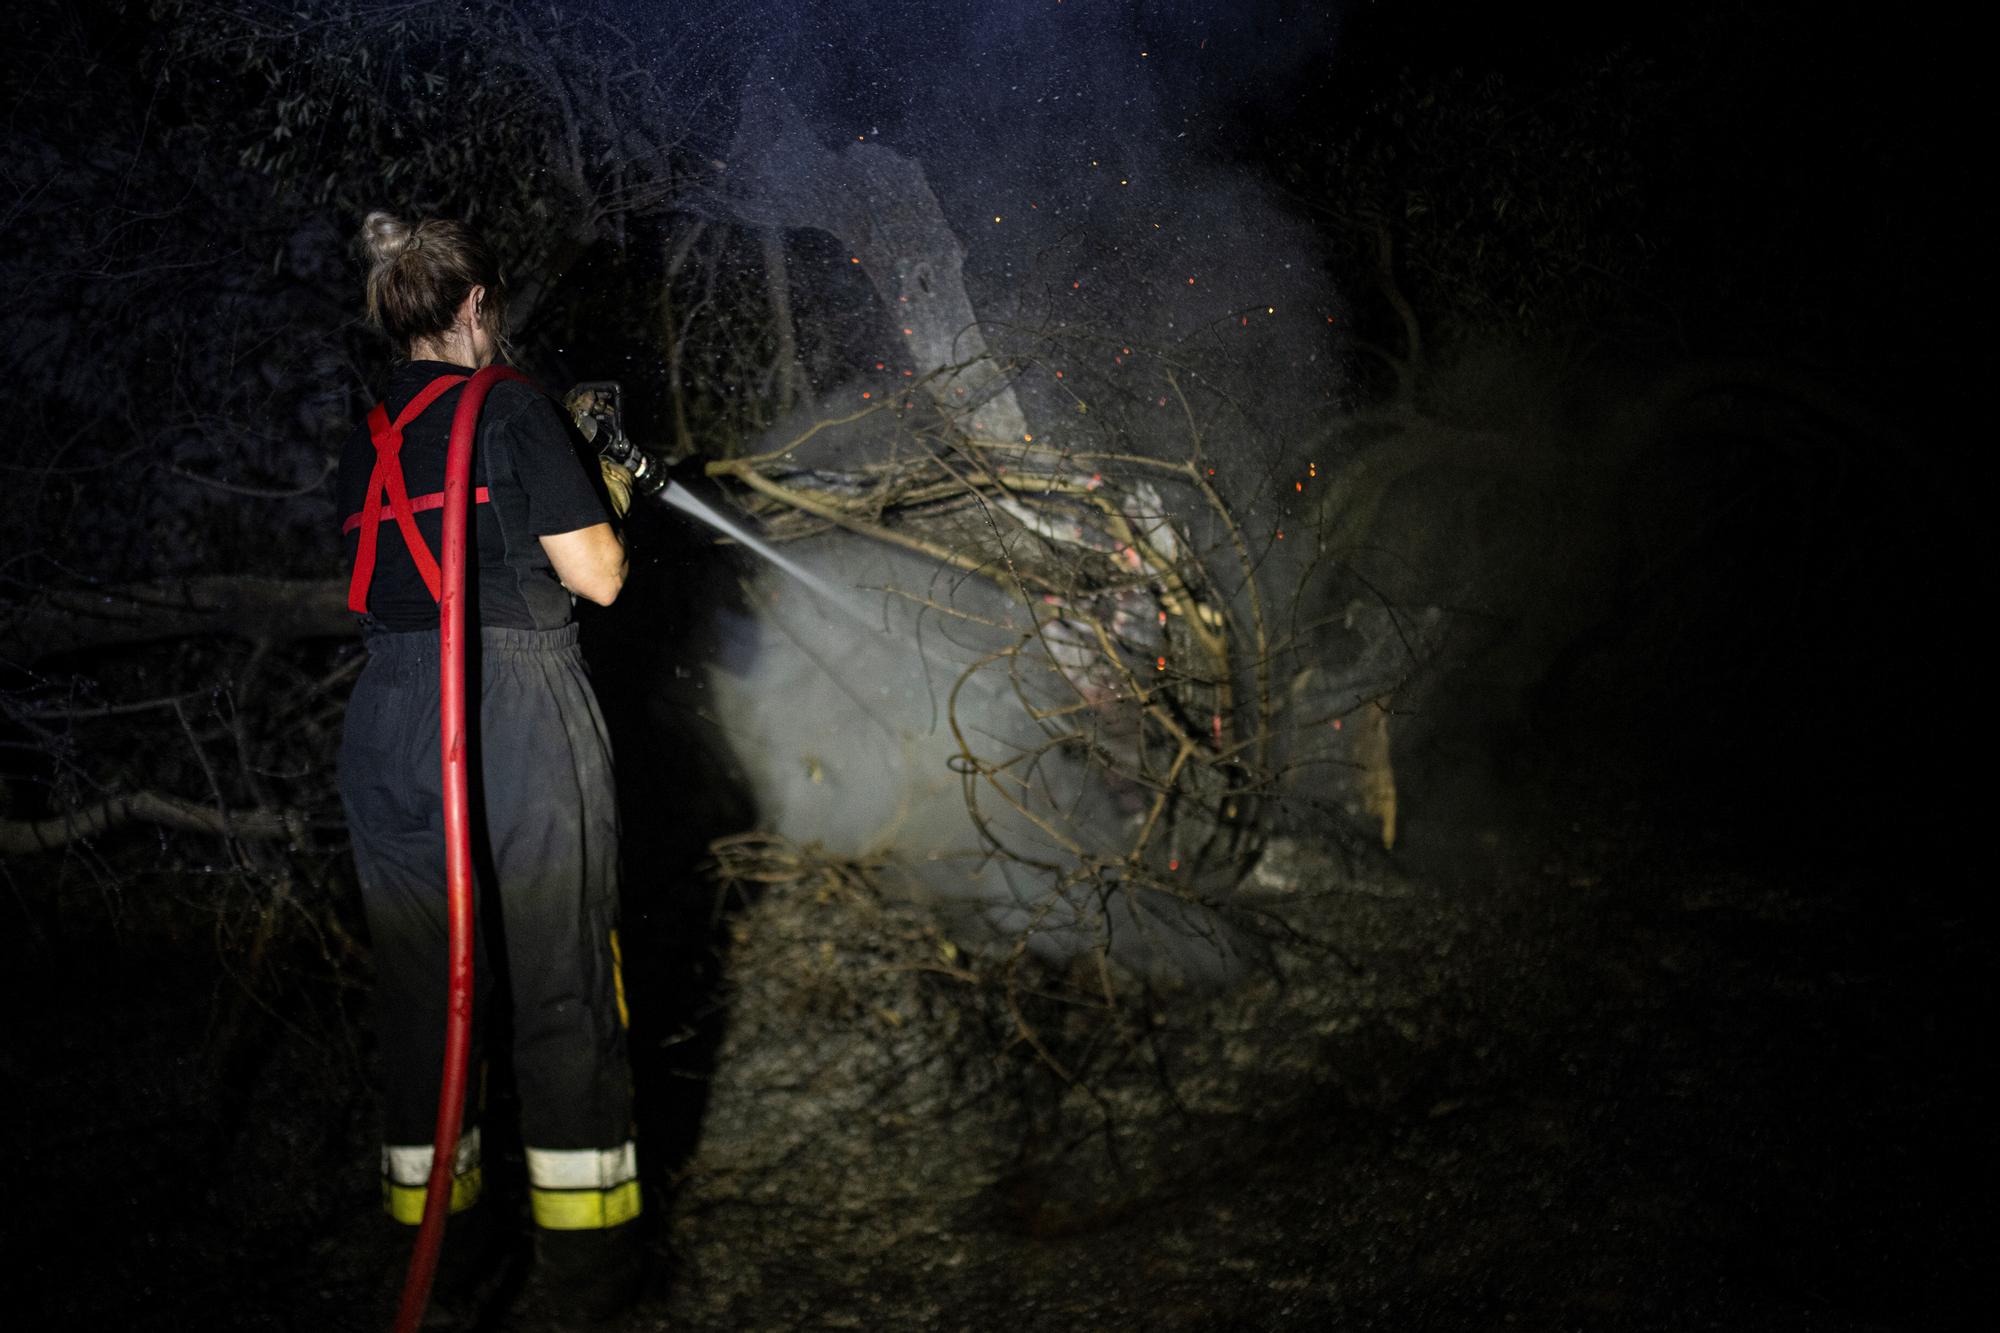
[[681, 0, 1974, 419]]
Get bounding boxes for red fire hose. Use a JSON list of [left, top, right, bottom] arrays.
[[391, 365, 528, 1333]]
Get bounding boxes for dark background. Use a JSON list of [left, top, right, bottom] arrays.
[[2, 1, 1984, 1328]]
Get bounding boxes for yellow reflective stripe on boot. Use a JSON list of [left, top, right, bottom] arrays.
[[530, 1179, 642, 1230], [380, 1127, 484, 1224], [383, 1169, 484, 1224], [526, 1141, 642, 1231]]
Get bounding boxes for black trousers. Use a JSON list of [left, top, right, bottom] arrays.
[[339, 624, 639, 1229]]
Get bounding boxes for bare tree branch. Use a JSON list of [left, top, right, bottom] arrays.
[[0, 790, 298, 857], [2, 576, 351, 663]]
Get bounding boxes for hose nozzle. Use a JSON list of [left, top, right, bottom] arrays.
[[566, 380, 670, 499]]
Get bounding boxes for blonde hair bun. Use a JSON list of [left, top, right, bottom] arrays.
[[361, 210, 412, 266]]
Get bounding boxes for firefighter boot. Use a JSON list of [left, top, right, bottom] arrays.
[[427, 1203, 516, 1324], [530, 1220, 648, 1323], [365, 1205, 515, 1330]]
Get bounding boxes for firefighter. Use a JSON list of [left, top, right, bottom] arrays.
[[337, 210, 642, 1319]]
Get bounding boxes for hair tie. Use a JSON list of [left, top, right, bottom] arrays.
[[406, 232, 425, 254]]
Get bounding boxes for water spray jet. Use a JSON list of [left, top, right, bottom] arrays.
[[570, 380, 875, 621]]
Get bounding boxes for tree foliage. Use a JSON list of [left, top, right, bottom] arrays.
[[143, 0, 725, 322], [1309, 50, 1668, 377]]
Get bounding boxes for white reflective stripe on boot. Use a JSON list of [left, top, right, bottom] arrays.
[[380, 1125, 483, 1224], [526, 1141, 641, 1230]]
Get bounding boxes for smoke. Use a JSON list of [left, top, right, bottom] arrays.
[[704, 534, 1269, 983], [676, 0, 1348, 441], [625, 2, 1380, 985]]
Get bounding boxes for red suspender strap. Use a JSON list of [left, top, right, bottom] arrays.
[[346, 373, 472, 614], [341, 487, 491, 536]]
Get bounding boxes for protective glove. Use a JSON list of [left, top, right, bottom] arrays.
[[565, 385, 605, 441], [600, 457, 634, 520]]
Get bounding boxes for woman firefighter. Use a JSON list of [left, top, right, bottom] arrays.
[[337, 211, 642, 1319]]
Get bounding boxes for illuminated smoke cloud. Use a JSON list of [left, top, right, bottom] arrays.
[[661, 0, 1360, 983]]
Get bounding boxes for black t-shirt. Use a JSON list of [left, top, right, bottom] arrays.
[[338, 361, 609, 633]]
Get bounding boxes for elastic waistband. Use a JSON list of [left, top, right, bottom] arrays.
[[362, 622, 580, 659]]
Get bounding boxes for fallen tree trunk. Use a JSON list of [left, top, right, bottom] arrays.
[[716, 86, 1031, 446], [0, 789, 299, 856], [1, 576, 351, 663]]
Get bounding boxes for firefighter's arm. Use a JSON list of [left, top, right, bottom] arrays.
[[541, 523, 627, 606]]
